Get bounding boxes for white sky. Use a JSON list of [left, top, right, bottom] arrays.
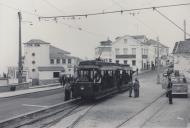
[[0, 0, 190, 73]]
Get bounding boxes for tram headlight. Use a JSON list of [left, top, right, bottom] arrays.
[[80, 86, 84, 90]]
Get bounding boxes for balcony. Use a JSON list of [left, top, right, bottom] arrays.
[[116, 54, 136, 59], [142, 55, 148, 59]]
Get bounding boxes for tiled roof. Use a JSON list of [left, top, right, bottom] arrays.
[[38, 66, 65, 71], [49, 45, 70, 58], [113, 35, 148, 45], [24, 39, 50, 44], [173, 39, 190, 54], [100, 40, 112, 46], [131, 35, 146, 39], [147, 39, 168, 48]]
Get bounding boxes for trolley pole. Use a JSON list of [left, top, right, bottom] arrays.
[[157, 37, 160, 84], [18, 12, 23, 83]]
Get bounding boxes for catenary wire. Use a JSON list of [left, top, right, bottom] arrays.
[[154, 8, 190, 37], [39, 2, 190, 19], [0, 1, 41, 17]]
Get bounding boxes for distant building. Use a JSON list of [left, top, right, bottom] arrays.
[[7, 66, 30, 84], [95, 35, 169, 71], [23, 39, 81, 84], [173, 38, 190, 80], [95, 39, 112, 62]]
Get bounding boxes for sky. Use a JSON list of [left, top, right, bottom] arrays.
[[0, 0, 190, 73]]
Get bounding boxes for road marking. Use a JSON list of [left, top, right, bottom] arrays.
[[177, 116, 184, 120], [22, 104, 48, 108]]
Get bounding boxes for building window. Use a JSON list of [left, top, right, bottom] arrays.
[[132, 60, 136, 66], [124, 60, 128, 64], [27, 44, 33, 47], [53, 72, 60, 78], [32, 68, 35, 72], [141, 48, 143, 55], [132, 48, 136, 55], [68, 59, 72, 64], [34, 43, 40, 47], [123, 48, 128, 55], [109, 59, 112, 62], [116, 60, 119, 64], [57, 59, 60, 64], [62, 59, 66, 64], [32, 60, 35, 64], [50, 59, 54, 64], [32, 53, 35, 56], [115, 48, 120, 55], [124, 39, 127, 44]]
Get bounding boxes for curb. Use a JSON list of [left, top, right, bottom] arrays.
[[0, 86, 63, 99]]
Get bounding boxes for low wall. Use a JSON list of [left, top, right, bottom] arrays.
[[0, 78, 8, 86], [0, 82, 31, 92], [39, 79, 59, 85]]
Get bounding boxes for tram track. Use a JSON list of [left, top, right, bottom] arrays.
[[63, 92, 167, 128], [0, 98, 82, 128], [115, 92, 167, 128]]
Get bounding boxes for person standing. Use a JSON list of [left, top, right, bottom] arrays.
[[134, 78, 140, 97], [64, 78, 71, 101], [136, 68, 139, 76], [128, 81, 133, 97], [167, 78, 173, 104]]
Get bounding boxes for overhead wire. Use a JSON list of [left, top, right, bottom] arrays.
[[40, 0, 105, 38], [108, 0, 158, 39], [154, 8, 190, 37], [39, 2, 190, 19], [0, 1, 41, 17]]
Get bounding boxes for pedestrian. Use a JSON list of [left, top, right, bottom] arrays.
[[128, 81, 133, 97], [59, 75, 63, 86], [167, 77, 173, 104], [64, 78, 71, 101], [133, 78, 140, 98], [136, 68, 139, 76]]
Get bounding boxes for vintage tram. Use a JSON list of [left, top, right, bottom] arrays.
[[71, 60, 133, 100]]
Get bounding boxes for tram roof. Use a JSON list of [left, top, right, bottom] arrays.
[[78, 60, 130, 69]]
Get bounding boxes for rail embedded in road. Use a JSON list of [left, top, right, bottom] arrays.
[[0, 98, 81, 128]]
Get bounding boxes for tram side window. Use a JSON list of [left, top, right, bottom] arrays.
[[77, 70, 94, 82]]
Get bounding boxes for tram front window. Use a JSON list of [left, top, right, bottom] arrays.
[[77, 69, 94, 82]]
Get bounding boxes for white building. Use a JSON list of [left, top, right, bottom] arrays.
[[23, 39, 81, 84], [95, 35, 169, 71], [95, 39, 112, 62], [173, 39, 190, 80]]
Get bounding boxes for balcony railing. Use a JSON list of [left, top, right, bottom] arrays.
[[116, 54, 136, 59], [142, 55, 148, 58]]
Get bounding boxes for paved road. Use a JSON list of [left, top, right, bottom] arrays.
[[51, 69, 166, 128], [142, 96, 190, 128], [0, 87, 65, 121]]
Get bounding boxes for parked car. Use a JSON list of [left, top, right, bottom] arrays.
[[162, 72, 188, 98]]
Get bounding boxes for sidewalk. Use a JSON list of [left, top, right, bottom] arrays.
[[0, 83, 62, 98]]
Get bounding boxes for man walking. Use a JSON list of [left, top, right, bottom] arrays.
[[167, 78, 173, 104], [134, 78, 140, 97]]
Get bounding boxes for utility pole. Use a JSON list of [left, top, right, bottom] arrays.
[[157, 37, 160, 84], [18, 12, 22, 83], [184, 20, 186, 41]]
